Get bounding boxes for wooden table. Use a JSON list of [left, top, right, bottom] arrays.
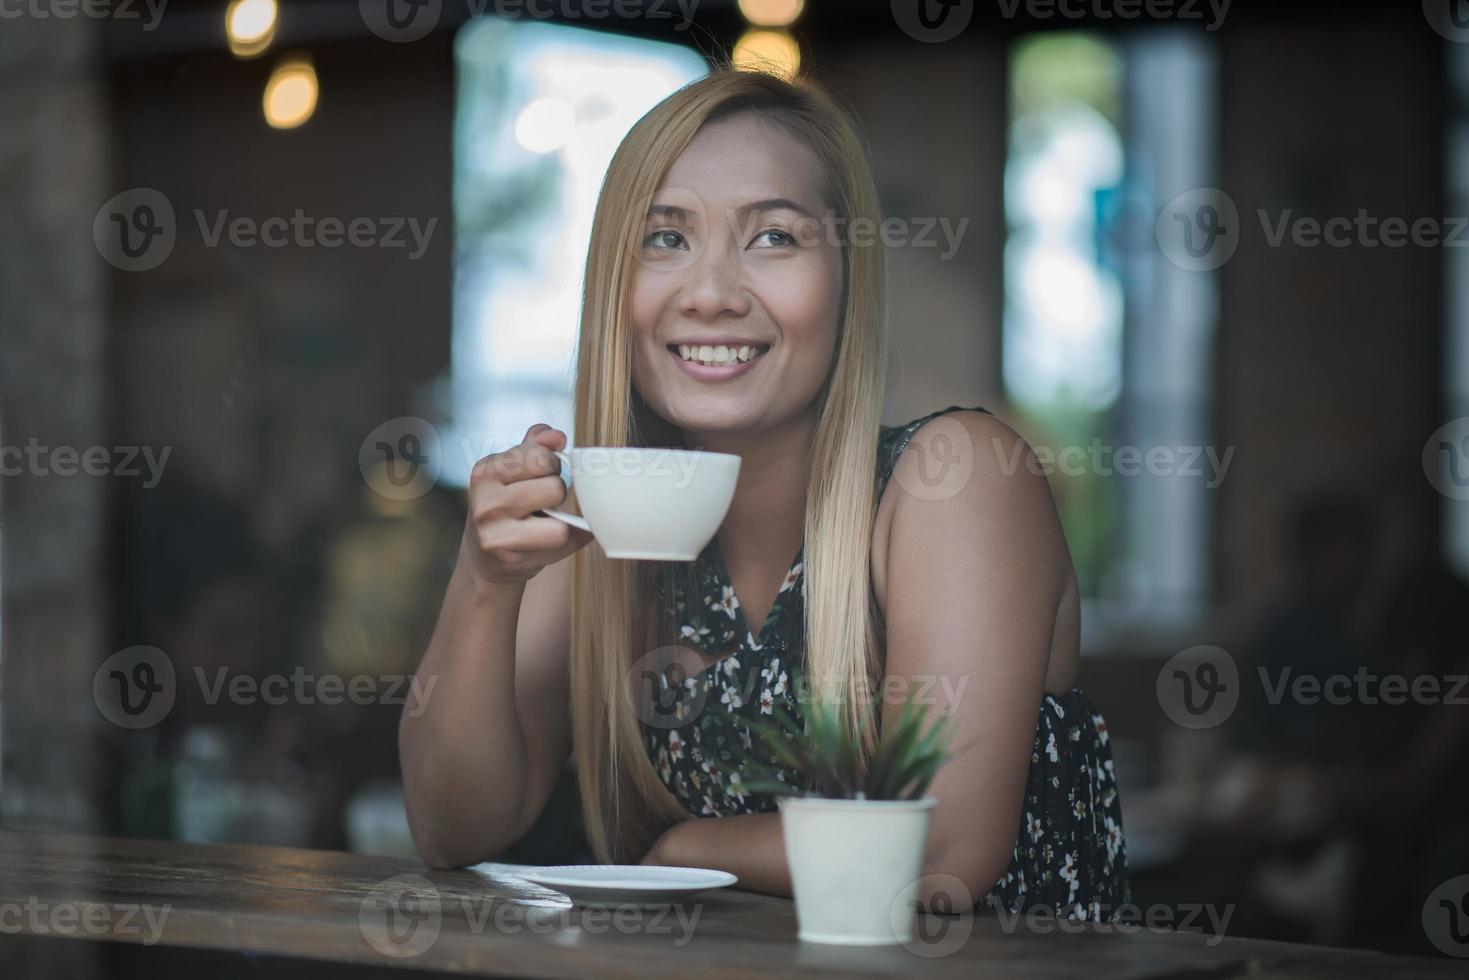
[[0, 831, 1458, 978]]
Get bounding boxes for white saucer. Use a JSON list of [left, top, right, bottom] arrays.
[[519, 865, 737, 908]]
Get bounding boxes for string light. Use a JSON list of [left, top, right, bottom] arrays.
[[263, 54, 318, 130]]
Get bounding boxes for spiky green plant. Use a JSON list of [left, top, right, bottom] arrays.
[[724, 695, 954, 801]]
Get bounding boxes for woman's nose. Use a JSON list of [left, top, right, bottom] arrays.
[[678, 244, 752, 320]]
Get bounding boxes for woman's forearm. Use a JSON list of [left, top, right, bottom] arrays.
[[399, 551, 534, 867], [645, 810, 1008, 908], [644, 813, 792, 896]]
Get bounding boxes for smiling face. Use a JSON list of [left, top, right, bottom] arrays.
[[629, 112, 844, 441]]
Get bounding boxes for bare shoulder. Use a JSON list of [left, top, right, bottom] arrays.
[[872, 409, 1072, 616]]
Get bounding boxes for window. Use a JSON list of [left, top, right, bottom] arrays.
[[1004, 29, 1220, 638], [445, 18, 707, 484]]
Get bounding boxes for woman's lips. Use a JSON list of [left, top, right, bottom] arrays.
[[667, 345, 767, 382]]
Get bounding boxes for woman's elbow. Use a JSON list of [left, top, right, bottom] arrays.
[[918, 842, 1008, 911]]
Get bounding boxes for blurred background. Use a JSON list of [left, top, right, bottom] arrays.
[[2, 0, 1467, 961]]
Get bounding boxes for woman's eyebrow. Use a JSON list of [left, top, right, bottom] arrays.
[[647, 199, 814, 219], [742, 197, 815, 218]]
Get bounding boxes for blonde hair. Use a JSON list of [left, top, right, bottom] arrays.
[[569, 68, 888, 861]]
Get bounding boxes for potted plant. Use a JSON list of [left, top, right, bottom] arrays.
[[730, 696, 954, 945]]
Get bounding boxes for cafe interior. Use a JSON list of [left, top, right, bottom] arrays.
[[2, 0, 1468, 975]]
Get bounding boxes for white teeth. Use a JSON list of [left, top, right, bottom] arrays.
[[675, 343, 768, 367]]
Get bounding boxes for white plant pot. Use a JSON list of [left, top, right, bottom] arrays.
[[777, 795, 938, 945]]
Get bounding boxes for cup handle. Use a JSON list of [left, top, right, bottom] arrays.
[[537, 450, 591, 532]]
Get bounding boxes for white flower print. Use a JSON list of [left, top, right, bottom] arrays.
[[726, 771, 748, 803], [1027, 814, 1043, 843], [1045, 732, 1059, 763], [667, 729, 684, 762], [721, 686, 743, 710], [656, 747, 672, 783], [680, 623, 711, 642], [778, 562, 803, 593], [746, 630, 764, 652], [711, 586, 739, 619], [721, 655, 740, 678], [1104, 816, 1122, 862], [759, 689, 774, 715], [1059, 852, 1079, 905]]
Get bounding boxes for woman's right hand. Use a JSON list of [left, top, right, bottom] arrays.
[[462, 423, 594, 589]]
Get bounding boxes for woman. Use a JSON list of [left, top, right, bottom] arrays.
[[400, 68, 1127, 918]]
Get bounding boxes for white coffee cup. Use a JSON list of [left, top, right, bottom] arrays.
[[539, 447, 740, 561]]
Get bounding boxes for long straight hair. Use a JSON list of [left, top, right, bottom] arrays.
[[569, 69, 888, 862]]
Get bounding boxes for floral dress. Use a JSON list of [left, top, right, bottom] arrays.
[[642, 405, 1130, 918]]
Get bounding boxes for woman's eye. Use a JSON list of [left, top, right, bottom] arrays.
[[643, 229, 689, 251], [751, 228, 796, 248]]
